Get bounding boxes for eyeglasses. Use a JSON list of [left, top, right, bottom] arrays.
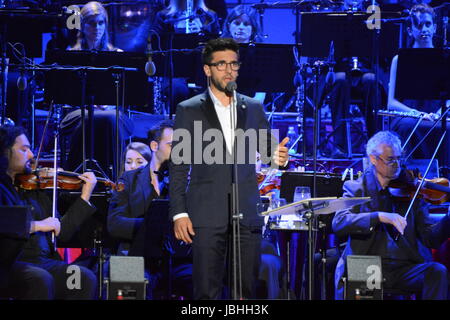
[[376, 155, 403, 166], [207, 61, 241, 71]]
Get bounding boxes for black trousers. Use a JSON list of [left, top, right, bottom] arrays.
[[192, 224, 262, 300], [4, 259, 97, 300], [384, 260, 449, 300]]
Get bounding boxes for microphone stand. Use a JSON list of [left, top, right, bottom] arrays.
[[228, 84, 243, 300]]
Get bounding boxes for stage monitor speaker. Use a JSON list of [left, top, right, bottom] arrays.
[[280, 172, 347, 203], [345, 255, 383, 300], [106, 256, 147, 300]]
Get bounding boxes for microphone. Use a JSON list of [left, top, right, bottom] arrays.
[[17, 69, 27, 91], [145, 35, 156, 76], [225, 81, 237, 97]]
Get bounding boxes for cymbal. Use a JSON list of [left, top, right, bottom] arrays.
[[261, 196, 371, 216]]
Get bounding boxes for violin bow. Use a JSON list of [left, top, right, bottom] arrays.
[[403, 107, 450, 162], [33, 100, 54, 170], [396, 131, 447, 241]]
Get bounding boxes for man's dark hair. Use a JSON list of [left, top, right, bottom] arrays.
[[147, 119, 174, 144], [0, 126, 27, 175], [202, 38, 240, 65]]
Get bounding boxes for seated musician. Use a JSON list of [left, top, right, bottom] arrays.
[[388, 4, 450, 163], [221, 5, 264, 44], [60, 1, 134, 179], [333, 130, 450, 299], [121, 142, 151, 175], [0, 125, 97, 299], [107, 120, 192, 299]]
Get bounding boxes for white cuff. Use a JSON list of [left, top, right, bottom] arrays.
[[173, 213, 189, 221]]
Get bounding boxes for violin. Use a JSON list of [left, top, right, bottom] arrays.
[[257, 170, 281, 196], [15, 168, 121, 191], [388, 168, 450, 205]]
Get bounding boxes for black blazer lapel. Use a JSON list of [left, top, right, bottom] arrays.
[[236, 93, 248, 131], [137, 165, 153, 214], [200, 92, 222, 132]]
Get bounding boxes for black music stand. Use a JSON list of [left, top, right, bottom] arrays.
[[299, 12, 400, 59], [237, 43, 296, 95], [44, 50, 149, 181], [395, 48, 450, 165]]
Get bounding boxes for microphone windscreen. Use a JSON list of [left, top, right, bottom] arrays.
[[17, 76, 27, 91], [225, 81, 237, 95], [145, 61, 156, 76]]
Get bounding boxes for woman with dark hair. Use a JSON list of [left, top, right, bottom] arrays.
[[221, 5, 264, 43], [122, 142, 151, 173], [388, 4, 450, 163]]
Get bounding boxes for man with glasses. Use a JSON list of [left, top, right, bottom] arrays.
[[169, 38, 289, 299], [332, 130, 450, 299]]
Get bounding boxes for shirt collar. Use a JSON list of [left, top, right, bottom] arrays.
[[208, 86, 229, 109]]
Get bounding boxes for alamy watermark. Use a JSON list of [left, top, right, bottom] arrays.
[[66, 265, 81, 290], [366, 5, 381, 30], [66, 5, 81, 31], [171, 122, 280, 167]]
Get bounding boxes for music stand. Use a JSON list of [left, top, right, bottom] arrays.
[[395, 48, 450, 163], [261, 196, 371, 300], [44, 50, 149, 181], [299, 12, 400, 59], [237, 43, 296, 94]]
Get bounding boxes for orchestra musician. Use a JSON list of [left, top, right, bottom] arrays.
[[0, 125, 98, 299], [221, 5, 264, 44], [107, 120, 193, 299], [60, 1, 134, 179], [388, 3, 450, 165], [333, 130, 450, 300], [122, 142, 151, 174]]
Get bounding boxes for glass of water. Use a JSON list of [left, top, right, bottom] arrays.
[[293, 186, 311, 203]]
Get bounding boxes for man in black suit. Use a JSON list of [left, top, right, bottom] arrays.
[[0, 125, 97, 299], [108, 120, 192, 299], [333, 130, 450, 300], [169, 38, 289, 299]]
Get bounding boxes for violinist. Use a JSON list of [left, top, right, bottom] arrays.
[[333, 131, 450, 300], [0, 125, 98, 299]]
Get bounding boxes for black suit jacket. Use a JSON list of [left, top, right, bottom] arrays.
[[107, 165, 157, 254], [169, 91, 276, 228], [332, 167, 450, 299], [0, 174, 96, 264]]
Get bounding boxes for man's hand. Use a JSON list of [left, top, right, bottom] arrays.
[[378, 212, 407, 235], [174, 217, 195, 244], [79, 172, 97, 203], [273, 137, 289, 167], [30, 217, 61, 236]]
